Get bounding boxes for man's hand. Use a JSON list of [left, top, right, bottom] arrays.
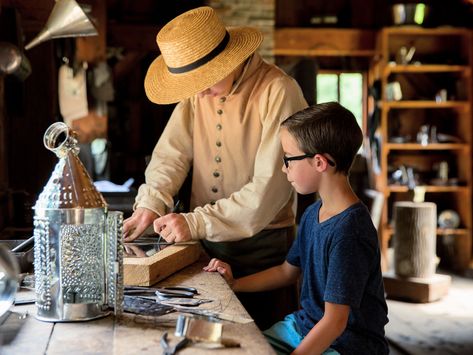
[[203, 258, 235, 287], [123, 207, 158, 242], [153, 213, 192, 242]]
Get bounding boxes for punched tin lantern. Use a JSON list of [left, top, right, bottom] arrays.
[[33, 122, 123, 322]]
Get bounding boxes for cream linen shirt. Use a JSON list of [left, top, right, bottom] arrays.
[[135, 53, 307, 242]]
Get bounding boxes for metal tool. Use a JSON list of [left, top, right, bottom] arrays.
[[124, 241, 196, 246], [160, 332, 189, 355], [159, 298, 213, 307], [157, 287, 198, 299], [174, 307, 254, 324], [124, 286, 198, 299], [175, 314, 222, 342], [123, 296, 174, 317]]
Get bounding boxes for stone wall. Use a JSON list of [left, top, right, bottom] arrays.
[[207, 0, 275, 62]]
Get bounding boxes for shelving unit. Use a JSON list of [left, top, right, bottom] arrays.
[[374, 27, 472, 272]]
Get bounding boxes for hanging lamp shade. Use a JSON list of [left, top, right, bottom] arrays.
[[25, 0, 98, 51]]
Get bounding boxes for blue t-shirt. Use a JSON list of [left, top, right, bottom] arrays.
[[286, 200, 389, 354]]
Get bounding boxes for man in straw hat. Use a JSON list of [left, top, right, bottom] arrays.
[[123, 6, 307, 329]]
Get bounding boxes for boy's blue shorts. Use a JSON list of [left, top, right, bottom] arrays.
[[263, 314, 340, 355]]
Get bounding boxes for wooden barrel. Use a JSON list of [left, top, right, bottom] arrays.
[[393, 201, 437, 278]]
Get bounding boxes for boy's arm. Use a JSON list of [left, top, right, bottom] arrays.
[[204, 259, 300, 292], [292, 302, 349, 355], [234, 261, 300, 292]]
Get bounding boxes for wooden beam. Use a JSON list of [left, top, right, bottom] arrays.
[[76, 0, 107, 63], [113, 51, 146, 81], [107, 23, 161, 52], [2, 0, 54, 28], [0, 77, 6, 192], [124, 243, 202, 286], [274, 28, 376, 57]]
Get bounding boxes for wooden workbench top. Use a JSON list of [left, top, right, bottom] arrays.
[[3, 260, 275, 354]]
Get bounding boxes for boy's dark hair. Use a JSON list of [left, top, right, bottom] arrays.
[[281, 102, 363, 175]]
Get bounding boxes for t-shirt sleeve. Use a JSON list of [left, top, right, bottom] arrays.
[[286, 233, 301, 267], [324, 236, 375, 308], [286, 211, 308, 267]]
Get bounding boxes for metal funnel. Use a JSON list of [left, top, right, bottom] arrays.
[[25, 0, 98, 51]]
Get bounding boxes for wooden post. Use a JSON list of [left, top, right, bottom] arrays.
[[0, 76, 7, 231], [393, 201, 437, 278], [0, 77, 6, 192]]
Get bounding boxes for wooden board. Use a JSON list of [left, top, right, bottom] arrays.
[[124, 243, 202, 286], [383, 271, 451, 303]]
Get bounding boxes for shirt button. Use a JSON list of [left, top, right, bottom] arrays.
[[216, 124, 222, 130], [216, 141, 222, 147], [211, 187, 218, 193], [215, 156, 221, 163], [219, 97, 226, 103], [213, 171, 220, 178], [217, 109, 223, 115], [210, 200, 216, 205]]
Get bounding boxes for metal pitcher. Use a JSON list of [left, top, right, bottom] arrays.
[[33, 122, 123, 322]]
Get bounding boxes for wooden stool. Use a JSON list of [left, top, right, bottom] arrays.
[[393, 201, 437, 278], [383, 202, 451, 302], [383, 271, 451, 303]]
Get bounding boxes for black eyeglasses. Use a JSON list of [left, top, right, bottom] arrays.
[[282, 153, 336, 169]]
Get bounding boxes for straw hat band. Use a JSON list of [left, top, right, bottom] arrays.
[[167, 31, 230, 74]]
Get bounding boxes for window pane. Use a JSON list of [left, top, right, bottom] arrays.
[[316, 74, 338, 104], [340, 73, 363, 128]]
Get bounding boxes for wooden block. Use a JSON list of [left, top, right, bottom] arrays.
[[124, 243, 202, 286], [383, 271, 451, 303]]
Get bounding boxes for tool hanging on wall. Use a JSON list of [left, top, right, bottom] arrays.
[[25, 0, 97, 51]]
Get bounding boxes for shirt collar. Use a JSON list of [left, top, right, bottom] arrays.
[[227, 53, 262, 97]]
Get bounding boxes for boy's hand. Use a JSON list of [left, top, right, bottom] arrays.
[[203, 258, 234, 287]]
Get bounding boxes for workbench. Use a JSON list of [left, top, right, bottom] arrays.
[[2, 260, 275, 354]]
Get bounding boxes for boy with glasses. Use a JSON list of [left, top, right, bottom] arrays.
[[205, 102, 389, 354]]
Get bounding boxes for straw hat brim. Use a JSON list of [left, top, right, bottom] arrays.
[[144, 27, 263, 105]]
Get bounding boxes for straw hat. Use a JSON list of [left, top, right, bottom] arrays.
[[144, 6, 263, 104]]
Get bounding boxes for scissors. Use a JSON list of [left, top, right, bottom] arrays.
[[124, 286, 198, 299], [160, 332, 189, 355]]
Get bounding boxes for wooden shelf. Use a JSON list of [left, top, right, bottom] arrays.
[[385, 226, 469, 237], [274, 28, 376, 57], [388, 185, 470, 193], [386, 143, 469, 151], [375, 27, 472, 272], [382, 101, 470, 110], [384, 65, 470, 76], [383, 27, 471, 36]]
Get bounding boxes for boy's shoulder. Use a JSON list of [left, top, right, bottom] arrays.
[[333, 203, 379, 249]]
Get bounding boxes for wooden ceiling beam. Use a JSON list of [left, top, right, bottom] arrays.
[[107, 23, 161, 52]]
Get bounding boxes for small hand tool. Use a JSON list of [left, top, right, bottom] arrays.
[[124, 286, 198, 299], [160, 332, 189, 355]]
